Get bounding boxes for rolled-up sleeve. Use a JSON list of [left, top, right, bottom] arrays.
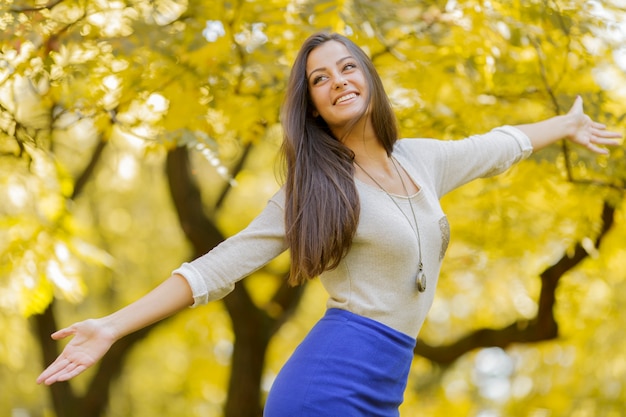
[[172, 190, 287, 307], [476, 126, 533, 176]]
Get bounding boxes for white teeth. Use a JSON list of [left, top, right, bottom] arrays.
[[336, 93, 356, 104]]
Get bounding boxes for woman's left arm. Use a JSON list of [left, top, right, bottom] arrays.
[[515, 96, 622, 154]]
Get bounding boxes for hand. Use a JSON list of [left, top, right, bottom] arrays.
[[36, 318, 117, 385], [566, 96, 622, 154]]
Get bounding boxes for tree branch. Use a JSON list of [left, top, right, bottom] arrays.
[[166, 146, 225, 257], [215, 141, 254, 210], [9, 0, 65, 12], [71, 138, 107, 200], [415, 199, 617, 364]]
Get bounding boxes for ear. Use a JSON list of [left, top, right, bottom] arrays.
[[312, 109, 319, 117]]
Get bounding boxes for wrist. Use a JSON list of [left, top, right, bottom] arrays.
[[96, 315, 124, 342], [559, 113, 578, 141]]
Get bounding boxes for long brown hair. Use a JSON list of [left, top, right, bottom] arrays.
[[281, 32, 398, 285]]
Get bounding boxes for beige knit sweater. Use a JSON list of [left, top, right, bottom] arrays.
[[173, 126, 532, 337]]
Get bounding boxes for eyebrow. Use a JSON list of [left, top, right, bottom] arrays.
[[307, 55, 354, 80]]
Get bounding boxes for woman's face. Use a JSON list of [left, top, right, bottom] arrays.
[[305, 40, 369, 134]]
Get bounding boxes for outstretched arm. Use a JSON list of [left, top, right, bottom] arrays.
[[515, 96, 622, 154], [36, 273, 193, 385]]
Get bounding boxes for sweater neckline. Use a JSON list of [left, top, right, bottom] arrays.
[[353, 154, 422, 199]]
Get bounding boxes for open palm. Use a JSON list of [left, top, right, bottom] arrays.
[[36, 319, 117, 385], [567, 96, 622, 154]]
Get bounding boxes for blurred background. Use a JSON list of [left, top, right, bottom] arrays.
[[1, 0, 625, 416]]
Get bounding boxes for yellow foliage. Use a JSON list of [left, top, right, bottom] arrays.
[[2, 0, 626, 416]]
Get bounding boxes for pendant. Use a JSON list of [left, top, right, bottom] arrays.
[[416, 268, 427, 293]]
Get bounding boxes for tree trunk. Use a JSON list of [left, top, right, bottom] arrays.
[[166, 146, 305, 417]]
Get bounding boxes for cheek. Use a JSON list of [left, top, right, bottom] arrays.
[[357, 76, 369, 96]]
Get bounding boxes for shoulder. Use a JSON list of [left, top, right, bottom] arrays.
[[268, 186, 286, 209], [393, 137, 449, 160]]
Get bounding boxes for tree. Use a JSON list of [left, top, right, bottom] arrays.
[[1, 1, 625, 416]]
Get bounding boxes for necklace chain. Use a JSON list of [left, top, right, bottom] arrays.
[[354, 156, 427, 292]]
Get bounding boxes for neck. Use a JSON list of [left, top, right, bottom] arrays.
[[344, 137, 389, 166], [334, 114, 380, 152], [352, 143, 395, 185], [353, 148, 391, 169]]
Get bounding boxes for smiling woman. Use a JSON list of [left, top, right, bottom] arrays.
[[36, 31, 621, 417], [306, 41, 369, 133]]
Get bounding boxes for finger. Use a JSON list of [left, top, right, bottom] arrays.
[[36, 373, 49, 385], [51, 326, 76, 340], [43, 362, 88, 385], [591, 122, 623, 137], [46, 360, 80, 383], [38, 357, 87, 385], [586, 143, 609, 155], [36, 356, 72, 384], [590, 129, 622, 144], [592, 137, 621, 147], [575, 95, 583, 107], [55, 364, 88, 383], [587, 133, 620, 151], [595, 130, 623, 139], [568, 95, 584, 115]]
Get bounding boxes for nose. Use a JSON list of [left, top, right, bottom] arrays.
[[333, 75, 348, 89]]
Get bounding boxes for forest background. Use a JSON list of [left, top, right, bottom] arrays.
[[1, 0, 626, 416]]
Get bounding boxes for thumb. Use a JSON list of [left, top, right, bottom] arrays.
[[568, 95, 583, 115], [51, 326, 77, 340]]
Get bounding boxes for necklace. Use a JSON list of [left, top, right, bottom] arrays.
[[354, 157, 427, 292]]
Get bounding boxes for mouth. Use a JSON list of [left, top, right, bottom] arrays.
[[334, 92, 358, 105]]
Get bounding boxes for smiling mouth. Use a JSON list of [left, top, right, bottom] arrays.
[[335, 93, 357, 105]]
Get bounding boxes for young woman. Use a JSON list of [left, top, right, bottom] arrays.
[[37, 32, 620, 416]]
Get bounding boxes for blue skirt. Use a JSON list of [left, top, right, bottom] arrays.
[[264, 308, 416, 417]]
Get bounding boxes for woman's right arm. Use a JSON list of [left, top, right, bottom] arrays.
[[37, 189, 287, 386], [36, 273, 193, 385]]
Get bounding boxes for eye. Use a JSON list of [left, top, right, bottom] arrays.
[[312, 74, 328, 85], [343, 62, 357, 71]]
